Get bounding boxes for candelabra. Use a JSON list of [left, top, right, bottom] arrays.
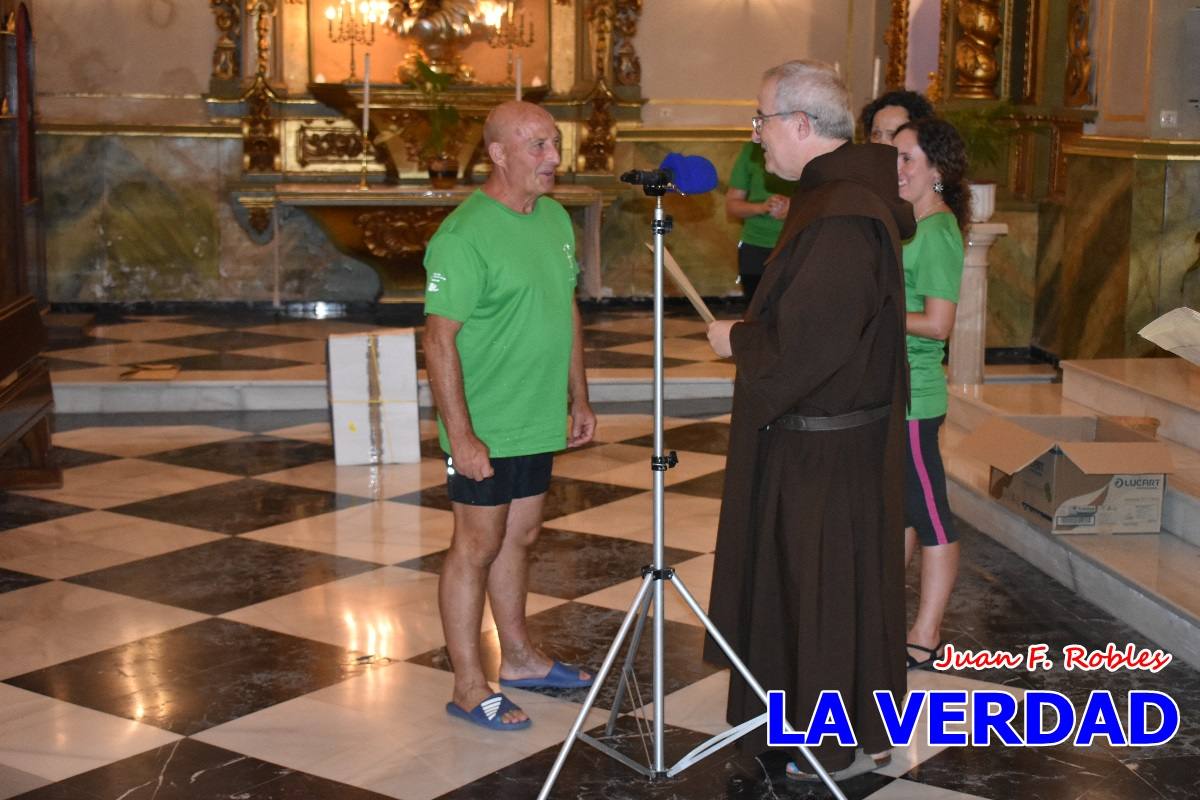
[[324, 0, 389, 81], [485, 1, 533, 83]]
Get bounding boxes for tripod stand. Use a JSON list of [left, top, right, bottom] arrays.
[[536, 186, 847, 800]]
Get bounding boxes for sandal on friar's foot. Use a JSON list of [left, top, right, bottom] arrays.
[[906, 640, 946, 670]]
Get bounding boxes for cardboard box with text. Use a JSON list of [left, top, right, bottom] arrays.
[[956, 416, 1174, 534]]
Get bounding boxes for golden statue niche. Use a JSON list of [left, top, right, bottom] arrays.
[[229, 0, 638, 300]]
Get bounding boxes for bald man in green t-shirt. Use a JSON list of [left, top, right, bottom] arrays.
[[423, 102, 596, 732]]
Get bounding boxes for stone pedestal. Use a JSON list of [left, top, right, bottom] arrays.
[[948, 222, 1008, 385]]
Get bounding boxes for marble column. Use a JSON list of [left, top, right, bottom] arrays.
[[949, 223, 1009, 385]]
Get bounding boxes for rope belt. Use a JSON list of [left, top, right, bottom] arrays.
[[767, 404, 891, 432]]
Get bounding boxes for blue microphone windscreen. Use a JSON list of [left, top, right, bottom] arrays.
[[660, 153, 719, 194]]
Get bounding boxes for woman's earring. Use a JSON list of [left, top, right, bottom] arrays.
[[933, 180, 944, 193]]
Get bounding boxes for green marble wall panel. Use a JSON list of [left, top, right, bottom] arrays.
[[1032, 200, 1064, 355], [602, 140, 1049, 354], [41, 134, 222, 301], [1035, 155, 1133, 359], [39, 133, 378, 303], [985, 209, 1037, 348], [1127, 160, 1168, 355], [603, 140, 746, 298], [1033, 154, 1200, 359], [1160, 162, 1200, 318]]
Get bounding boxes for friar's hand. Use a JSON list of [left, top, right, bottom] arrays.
[[707, 320, 737, 358]]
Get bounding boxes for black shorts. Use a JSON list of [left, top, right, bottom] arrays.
[[904, 416, 959, 547], [444, 451, 554, 506], [737, 242, 773, 303], [737, 241, 773, 277]]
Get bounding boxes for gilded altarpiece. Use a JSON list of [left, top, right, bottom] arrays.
[[886, 0, 1101, 351], [205, 0, 644, 298]]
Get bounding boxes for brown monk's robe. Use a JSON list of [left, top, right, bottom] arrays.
[[703, 143, 916, 771]]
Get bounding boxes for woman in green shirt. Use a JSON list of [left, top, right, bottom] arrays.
[[725, 142, 797, 302], [894, 117, 970, 670]]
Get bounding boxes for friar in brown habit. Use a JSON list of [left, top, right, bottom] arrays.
[[705, 60, 916, 774]]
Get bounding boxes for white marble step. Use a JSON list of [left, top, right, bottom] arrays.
[[943, 390, 1200, 671], [1061, 358, 1200, 450], [947, 383, 1200, 548], [945, 466, 1200, 672], [51, 374, 735, 414], [981, 363, 1058, 383]]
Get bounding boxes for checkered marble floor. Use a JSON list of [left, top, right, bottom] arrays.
[[44, 308, 735, 387], [2, 404, 1198, 798]]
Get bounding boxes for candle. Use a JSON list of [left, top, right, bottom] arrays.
[[872, 56, 881, 98], [362, 52, 371, 150], [834, 61, 840, 76], [515, 55, 522, 102]]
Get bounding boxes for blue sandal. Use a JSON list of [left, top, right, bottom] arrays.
[[499, 660, 594, 690], [445, 692, 531, 731]]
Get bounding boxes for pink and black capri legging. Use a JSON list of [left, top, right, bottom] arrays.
[[904, 415, 960, 546]]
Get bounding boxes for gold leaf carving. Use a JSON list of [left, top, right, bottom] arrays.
[[248, 206, 273, 233], [357, 209, 451, 258], [241, 0, 281, 173], [883, 0, 909, 91], [210, 0, 241, 81], [297, 126, 365, 167], [1065, 0, 1094, 107], [612, 0, 642, 87], [953, 0, 1002, 99]]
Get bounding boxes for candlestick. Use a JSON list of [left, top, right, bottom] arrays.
[[326, 0, 384, 81], [360, 53, 371, 189], [515, 55, 522, 101], [362, 52, 371, 135], [487, 1, 533, 84]]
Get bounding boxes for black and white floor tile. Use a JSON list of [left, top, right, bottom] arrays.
[[0, 309, 1194, 798], [43, 308, 736, 388]]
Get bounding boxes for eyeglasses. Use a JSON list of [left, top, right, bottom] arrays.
[[751, 109, 819, 135]]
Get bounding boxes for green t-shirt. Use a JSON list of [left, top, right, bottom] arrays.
[[728, 142, 799, 248], [903, 212, 964, 420], [424, 190, 578, 457]]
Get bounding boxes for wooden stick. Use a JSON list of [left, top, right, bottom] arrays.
[[645, 242, 715, 324]]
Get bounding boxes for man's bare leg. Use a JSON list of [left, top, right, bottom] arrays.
[[440, 500, 528, 724], [490, 493, 591, 683]]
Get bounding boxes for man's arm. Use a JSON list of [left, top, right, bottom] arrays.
[[423, 314, 494, 480], [567, 302, 596, 447]]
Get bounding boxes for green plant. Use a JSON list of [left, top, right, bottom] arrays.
[[411, 58, 462, 160], [939, 101, 1015, 177]]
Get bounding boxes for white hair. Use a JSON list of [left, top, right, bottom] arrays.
[[763, 60, 855, 141]]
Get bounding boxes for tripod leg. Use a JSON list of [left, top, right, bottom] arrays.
[[604, 583, 654, 735], [537, 573, 657, 800], [665, 574, 848, 800]]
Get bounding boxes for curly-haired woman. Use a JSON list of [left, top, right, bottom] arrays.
[[893, 116, 971, 670]]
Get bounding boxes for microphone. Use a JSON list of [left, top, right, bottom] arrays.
[[620, 153, 719, 195], [620, 168, 673, 186]]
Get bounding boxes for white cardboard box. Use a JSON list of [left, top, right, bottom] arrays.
[[327, 330, 420, 466], [956, 415, 1174, 534]]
